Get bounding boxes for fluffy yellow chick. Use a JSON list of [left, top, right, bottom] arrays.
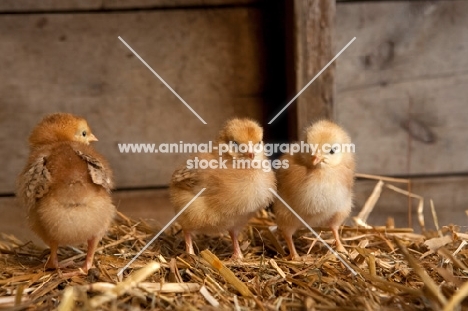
[[273, 120, 355, 259], [170, 118, 276, 260], [17, 113, 115, 273]]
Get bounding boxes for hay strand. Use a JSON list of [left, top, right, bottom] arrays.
[[354, 180, 384, 226], [200, 250, 253, 298]]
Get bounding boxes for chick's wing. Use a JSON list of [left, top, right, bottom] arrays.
[[171, 167, 199, 190], [74, 149, 113, 193], [18, 155, 52, 207]]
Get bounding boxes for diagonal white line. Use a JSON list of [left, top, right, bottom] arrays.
[[117, 187, 206, 278], [268, 37, 356, 124], [118, 36, 207, 125], [268, 188, 358, 276]]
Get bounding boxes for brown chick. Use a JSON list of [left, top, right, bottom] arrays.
[[17, 113, 115, 273], [170, 118, 276, 260], [273, 120, 355, 259]]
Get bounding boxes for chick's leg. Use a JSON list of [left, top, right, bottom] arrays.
[[229, 230, 243, 260], [184, 231, 194, 255], [45, 241, 59, 269], [328, 211, 348, 253], [83, 236, 100, 273], [331, 226, 346, 253], [282, 229, 300, 260]]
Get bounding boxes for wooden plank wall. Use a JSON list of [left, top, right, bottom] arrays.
[[335, 1, 468, 229], [0, 0, 289, 241], [0, 1, 267, 193], [0, 0, 266, 238], [335, 0, 468, 176], [2, 0, 468, 242]]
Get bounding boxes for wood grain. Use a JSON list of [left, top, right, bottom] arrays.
[[292, 0, 335, 137], [335, 1, 468, 175], [0, 0, 259, 12], [0, 8, 264, 193], [0, 189, 173, 245], [352, 176, 468, 232], [3, 175, 468, 243]]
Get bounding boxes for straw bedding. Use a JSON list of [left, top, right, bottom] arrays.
[[1, 175, 467, 310]]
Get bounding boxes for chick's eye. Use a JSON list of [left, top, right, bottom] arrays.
[[231, 141, 238, 146], [329, 147, 336, 155], [82, 130, 87, 137]]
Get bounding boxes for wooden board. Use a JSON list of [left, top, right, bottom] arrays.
[[335, 1, 468, 176], [3, 175, 468, 243], [113, 189, 174, 226], [0, 189, 174, 246], [0, 0, 259, 12], [0, 8, 265, 193], [0, 197, 40, 245], [352, 176, 468, 232]]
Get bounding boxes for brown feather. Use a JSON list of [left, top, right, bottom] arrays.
[[18, 155, 52, 207], [75, 149, 113, 193], [171, 167, 199, 190]]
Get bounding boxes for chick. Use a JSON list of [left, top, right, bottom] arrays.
[[273, 120, 355, 259], [17, 113, 115, 273], [170, 118, 276, 260]]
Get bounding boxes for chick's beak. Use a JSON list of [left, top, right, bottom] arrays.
[[247, 152, 254, 159], [88, 133, 98, 142], [312, 155, 323, 166]]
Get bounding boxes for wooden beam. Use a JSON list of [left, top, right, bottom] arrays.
[[291, 0, 335, 138]]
